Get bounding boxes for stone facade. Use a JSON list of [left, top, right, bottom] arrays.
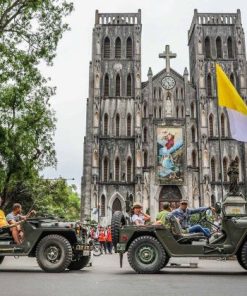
[[81, 9, 247, 225]]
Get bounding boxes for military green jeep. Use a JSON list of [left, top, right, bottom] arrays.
[[0, 217, 92, 272], [111, 195, 247, 274]]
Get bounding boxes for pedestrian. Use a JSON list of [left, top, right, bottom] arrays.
[[98, 226, 107, 254], [106, 225, 113, 254]]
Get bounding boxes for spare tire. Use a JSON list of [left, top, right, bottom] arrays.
[[111, 211, 127, 251]]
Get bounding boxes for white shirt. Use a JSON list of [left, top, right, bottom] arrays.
[[131, 214, 145, 225]]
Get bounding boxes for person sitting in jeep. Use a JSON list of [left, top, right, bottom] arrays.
[[0, 197, 21, 244], [131, 202, 151, 225], [6, 203, 36, 243], [156, 202, 172, 227], [169, 200, 215, 238]]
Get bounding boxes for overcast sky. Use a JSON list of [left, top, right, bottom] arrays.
[[42, 0, 247, 191]]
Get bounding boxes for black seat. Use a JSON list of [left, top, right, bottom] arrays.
[[169, 216, 206, 243], [0, 227, 13, 240]]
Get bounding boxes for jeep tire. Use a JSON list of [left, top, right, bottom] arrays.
[[127, 235, 166, 274], [68, 255, 91, 270], [237, 240, 247, 270], [111, 211, 127, 251], [0, 256, 4, 264], [36, 234, 72, 272]]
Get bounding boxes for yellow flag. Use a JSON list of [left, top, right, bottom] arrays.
[[216, 64, 247, 115], [216, 63, 247, 142]]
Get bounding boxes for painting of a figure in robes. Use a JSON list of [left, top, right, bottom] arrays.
[[156, 126, 185, 184]]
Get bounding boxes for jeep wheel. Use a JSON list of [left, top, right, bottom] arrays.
[[127, 235, 166, 274], [36, 234, 72, 273], [0, 256, 4, 264], [161, 255, 170, 269], [68, 255, 91, 270], [237, 240, 247, 270], [111, 211, 127, 251]]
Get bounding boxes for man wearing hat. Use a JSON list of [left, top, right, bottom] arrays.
[[169, 199, 215, 238], [156, 202, 172, 227], [131, 202, 150, 225]]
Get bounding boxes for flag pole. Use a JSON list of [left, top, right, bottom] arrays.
[[215, 62, 224, 201]]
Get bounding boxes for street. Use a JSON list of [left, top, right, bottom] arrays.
[[0, 254, 246, 296]]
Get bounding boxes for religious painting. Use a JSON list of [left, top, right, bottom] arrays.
[[156, 126, 185, 185]]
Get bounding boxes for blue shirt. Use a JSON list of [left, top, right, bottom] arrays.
[[169, 207, 209, 228]]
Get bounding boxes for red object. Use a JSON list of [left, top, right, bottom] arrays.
[[106, 230, 112, 242], [98, 230, 106, 242], [165, 135, 174, 150]]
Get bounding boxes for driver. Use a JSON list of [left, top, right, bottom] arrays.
[[169, 200, 215, 238]]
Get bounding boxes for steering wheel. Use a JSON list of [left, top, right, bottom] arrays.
[[192, 208, 221, 232]]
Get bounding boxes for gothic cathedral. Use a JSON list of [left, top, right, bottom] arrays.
[[81, 9, 247, 225]]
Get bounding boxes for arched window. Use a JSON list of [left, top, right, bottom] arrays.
[[144, 103, 147, 118], [227, 37, 233, 59], [103, 157, 108, 181], [191, 126, 196, 142], [153, 88, 156, 99], [115, 37, 121, 58], [101, 195, 106, 216], [207, 74, 212, 97], [230, 73, 235, 86], [159, 106, 162, 118], [209, 114, 214, 137], [235, 156, 240, 181], [115, 157, 120, 181], [144, 151, 148, 168], [104, 113, 108, 135], [216, 37, 222, 58], [154, 107, 157, 118], [127, 114, 131, 136], [159, 88, 162, 100], [211, 195, 216, 207], [104, 74, 109, 96], [176, 88, 178, 99], [104, 37, 110, 59], [143, 127, 147, 142], [127, 157, 132, 182], [223, 157, 228, 181], [116, 113, 120, 136], [127, 74, 132, 96], [205, 37, 211, 58], [181, 88, 184, 100], [221, 113, 225, 137], [192, 150, 197, 167], [116, 74, 120, 96], [126, 37, 132, 59], [191, 102, 194, 118], [181, 106, 184, 118], [176, 106, 179, 118], [211, 157, 216, 181]]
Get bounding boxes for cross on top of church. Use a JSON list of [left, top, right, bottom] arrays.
[[159, 45, 177, 73]]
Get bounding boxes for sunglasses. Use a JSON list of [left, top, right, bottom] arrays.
[[181, 203, 188, 205]]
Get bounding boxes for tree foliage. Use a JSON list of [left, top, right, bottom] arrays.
[[0, 0, 73, 207]]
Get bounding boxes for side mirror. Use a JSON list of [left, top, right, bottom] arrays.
[[215, 202, 222, 214]]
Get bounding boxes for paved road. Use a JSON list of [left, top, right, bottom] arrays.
[[0, 254, 246, 296]]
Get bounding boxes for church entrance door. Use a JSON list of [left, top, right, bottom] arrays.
[[112, 197, 122, 214], [159, 185, 182, 211]]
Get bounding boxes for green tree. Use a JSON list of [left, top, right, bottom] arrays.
[[0, 0, 73, 207], [33, 178, 80, 221]]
